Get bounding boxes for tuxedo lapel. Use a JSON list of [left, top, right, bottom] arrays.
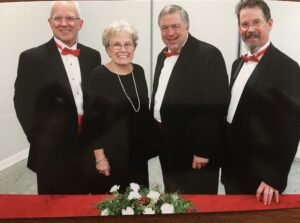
[[244, 44, 274, 89], [231, 44, 275, 125], [47, 39, 74, 97], [153, 53, 166, 93], [230, 59, 244, 89], [151, 52, 166, 110], [231, 44, 274, 90], [151, 34, 196, 114], [77, 44, 89, 92], [160, 34, 193, 106]]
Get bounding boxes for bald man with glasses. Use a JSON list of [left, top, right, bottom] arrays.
[[14, 1, 101, 194]]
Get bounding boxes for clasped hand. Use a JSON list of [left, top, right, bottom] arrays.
[[192, 155, 209, 169]]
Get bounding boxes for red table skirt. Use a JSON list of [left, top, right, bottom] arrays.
[[0, 194, 300, 219]]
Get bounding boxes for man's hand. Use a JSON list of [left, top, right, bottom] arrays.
[[192, 155, 209, 169], [256, 181, 279, 205]]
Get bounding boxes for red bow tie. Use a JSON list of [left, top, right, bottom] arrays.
[[163, 50, 179, 57], [241, 47, 268, 63], [56, 42, 80, 57]]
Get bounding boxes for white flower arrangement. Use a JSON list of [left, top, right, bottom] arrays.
[[109, 185, 120, 193], [96, 183, 196, 216], [121, 207, 134, 215]]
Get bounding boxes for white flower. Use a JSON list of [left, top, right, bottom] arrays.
[[109, 185, 120, 193], [147, 190, 160, 202], [122, 207, 134, 215], [161, 203, 174, 214], [143, 207, 155, 215], [101, 209, 109, 216], [128, 190, 141, 200], [130, 182, 140, 192], [171, 194, 179, 200]]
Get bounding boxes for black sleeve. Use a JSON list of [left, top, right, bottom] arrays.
[[83, 68, 120, 151], [190, 48, 230, 163], [14, 51, 39, 140]]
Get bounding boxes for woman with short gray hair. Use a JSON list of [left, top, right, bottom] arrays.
[[85, 20, 152, 193]]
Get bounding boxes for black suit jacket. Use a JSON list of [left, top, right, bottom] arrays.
[[14, 38, 101, 174], [151, 34, 229, 171], [222, 43, 300, 193]]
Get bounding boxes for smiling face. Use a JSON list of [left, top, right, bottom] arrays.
[[48, 1, 83, 47], [239, 7, 272, 53], [159, 12, 189, 53], [107, 31, 135, 67]]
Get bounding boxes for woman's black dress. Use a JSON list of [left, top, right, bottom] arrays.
[[84, 64, 152, 193]]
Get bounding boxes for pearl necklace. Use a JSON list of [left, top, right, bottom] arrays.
[[114, 64, 140, 112]]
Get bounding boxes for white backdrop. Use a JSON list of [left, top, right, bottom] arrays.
[[0, 0, 299, 169]]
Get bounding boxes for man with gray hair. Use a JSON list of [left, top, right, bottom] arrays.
[[150, 4, 229, 193], [14, 1, 101, 194]]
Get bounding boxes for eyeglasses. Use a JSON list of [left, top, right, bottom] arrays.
[[50, 16, 81, 23], [109, 42, 134, 50], [239, 20, 263, 29]]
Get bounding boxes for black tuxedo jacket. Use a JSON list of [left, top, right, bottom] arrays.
[[14, 38, 101, 174], [222, 43, 300, 193], [151, 34, 229, 171]]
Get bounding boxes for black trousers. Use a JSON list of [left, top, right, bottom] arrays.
[[36, 167, 90, 194], [222, 171, 261, 195], [162, 167, 219, 194], [153, 121, 219, 194]]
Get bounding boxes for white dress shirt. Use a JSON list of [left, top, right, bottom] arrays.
[[227, 41, 270, 123], [55, 37, 83, 115], [153, 55, 179, 122]]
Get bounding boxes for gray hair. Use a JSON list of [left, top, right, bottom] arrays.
[[158, 4, 189, 26], [50, 1, 81, 18], [102, 20, 138, 49]]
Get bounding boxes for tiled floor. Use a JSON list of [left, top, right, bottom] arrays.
[[0, 159, 37, 194], [1, 157, 299, 194]]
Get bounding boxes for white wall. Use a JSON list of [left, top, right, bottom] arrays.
[[0, 0, 299, 170], [268, 0, 300, 159], [78, 0, 152, 86], [0, 1, 52, 169]]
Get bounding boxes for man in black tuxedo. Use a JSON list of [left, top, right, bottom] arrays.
[[221, 0, 300, 205], [14, 1, 101, 194], [151, 5, 229, 194]]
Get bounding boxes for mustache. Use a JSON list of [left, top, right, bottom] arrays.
[[245, 32, 260, 39]]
